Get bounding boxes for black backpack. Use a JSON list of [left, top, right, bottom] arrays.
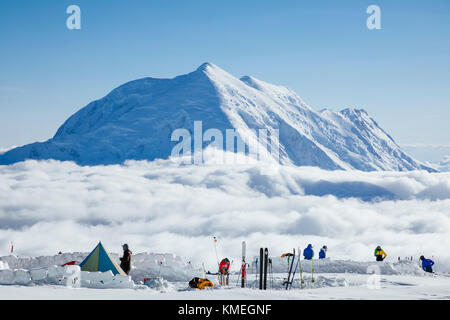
[[189, 277, 201, 288]]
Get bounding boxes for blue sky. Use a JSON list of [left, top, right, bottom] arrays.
[[0, 0, 449, 152]]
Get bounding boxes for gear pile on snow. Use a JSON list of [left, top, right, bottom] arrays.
[[188, 277, 214, 290]]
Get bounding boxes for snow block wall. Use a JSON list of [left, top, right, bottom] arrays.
[[250, 258, 424, 276], [0, 253, 87, 270], [131, 252, 202, 282], [0, 265, 80, 287], [0, 265, 134, 289], [0, 260, 9, 270], [81, 271, 134, 289], [0, 252, 202, 284], [0, 269, 32, 285]]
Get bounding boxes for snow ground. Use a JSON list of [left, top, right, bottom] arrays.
[[1, 253, 449, 300], [1, 273, 449, 300]]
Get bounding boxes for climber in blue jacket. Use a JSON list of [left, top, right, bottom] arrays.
[[303, 244, 314, 260], [420, 255, 435, 273], [319, 245, 327, 259]]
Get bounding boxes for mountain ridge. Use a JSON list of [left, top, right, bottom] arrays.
[[0, 62, 435, 172]]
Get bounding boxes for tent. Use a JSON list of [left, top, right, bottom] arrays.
[[79, 242, 126, 275]]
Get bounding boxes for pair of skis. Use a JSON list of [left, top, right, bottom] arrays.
[[283, 248, 311, 290], [240, 241, 247, 288], [259, 247, 268, 290], [283, 248, 298, 290], [292, 248, 309, 289]]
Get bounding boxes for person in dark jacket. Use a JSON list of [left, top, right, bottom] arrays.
[[420, 256, 435, 273], [303, 244, 314, 260], [319, 245, 327, 259], [120, 244, 132, 275]]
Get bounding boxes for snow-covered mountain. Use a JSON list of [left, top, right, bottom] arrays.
[[0, 63, 433, 171]]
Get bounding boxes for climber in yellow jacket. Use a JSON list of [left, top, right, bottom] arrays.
[[189, 277, 214, 290], [374, 246, 387, 261]]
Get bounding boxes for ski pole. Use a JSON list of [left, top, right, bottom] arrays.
[[241, 241, 246, 288], [285, 248, 295, 290], [212, 235, 219, 268], [267, 258, 272, 289], [299, 250, 304, 289]]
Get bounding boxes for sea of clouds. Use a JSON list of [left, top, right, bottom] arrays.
[[1, 151, 450, 272]]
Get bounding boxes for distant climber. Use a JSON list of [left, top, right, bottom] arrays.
[[319, 245, 327, 259], [303, 244, 314, 260], [374, 246, 387, 261], [120, 244, 132, 275], [420, 256, 435, 273]]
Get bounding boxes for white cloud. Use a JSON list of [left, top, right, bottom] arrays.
[[0, 146, 16, 155], [0, 157, 449, 272]]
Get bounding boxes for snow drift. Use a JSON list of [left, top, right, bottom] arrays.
[[0, 63, 433, 172], [265, 257, 424, 276]]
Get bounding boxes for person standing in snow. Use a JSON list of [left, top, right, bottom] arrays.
[[420, 256, 435, 273], [218, 258, 231, 285], [120, 244, 132, 275], [319, 245, 327, 259], [374, 246, 387, 261], [303, 244, 314, 260]]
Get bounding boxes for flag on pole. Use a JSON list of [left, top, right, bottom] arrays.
[[212, 235, 219, 267], [11, 242, 13, 253]]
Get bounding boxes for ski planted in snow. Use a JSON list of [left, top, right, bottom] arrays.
[[259, 248, 263, 290], [268, 258, 273, 289], [263, 248, 268, 290], [241, 241, 246, 288], [288, 248, 301, 290], [258, 247, 268, 290], [283, 248, 296, 290], [298, 250, 304, 289]]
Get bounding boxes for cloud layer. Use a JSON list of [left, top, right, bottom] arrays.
[[1, 156, 450, 272]]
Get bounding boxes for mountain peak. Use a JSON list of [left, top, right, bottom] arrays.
[[0, 64, 434, 172], [192, 62, 235, 82], [196, 62, 218, 72]]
